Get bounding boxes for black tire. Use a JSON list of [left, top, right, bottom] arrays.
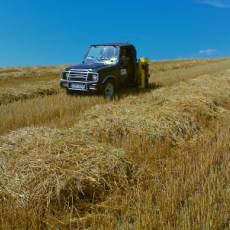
[[103, 80, 115, 100]]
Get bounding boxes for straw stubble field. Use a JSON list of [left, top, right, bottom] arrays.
[[0, 58, 230, 229]]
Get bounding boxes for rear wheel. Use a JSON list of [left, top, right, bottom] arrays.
[[103, 80, 115, 99]]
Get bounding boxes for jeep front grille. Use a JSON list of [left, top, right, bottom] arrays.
[[63, 69, 98, 83], [67, 69, 88, 82], [69, 77, 86, 82]]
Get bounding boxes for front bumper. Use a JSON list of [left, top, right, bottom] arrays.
[[60, 79, 100, 92]]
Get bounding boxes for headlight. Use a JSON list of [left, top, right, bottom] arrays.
[[92, 74, 98, 81], [88, 73, 98, 81]]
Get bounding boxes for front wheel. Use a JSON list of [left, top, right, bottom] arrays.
[[103, 80, 115, 99]]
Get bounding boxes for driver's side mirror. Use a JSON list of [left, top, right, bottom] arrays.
[[120, 56, 129, 65]]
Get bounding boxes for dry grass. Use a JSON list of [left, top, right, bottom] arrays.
[[79, 71, 230, 150], [0, 127, 133, 229], [107, 125, 230, 230], [150, 58, 230, 86], [0, 66, 62, 106], [0, 79, 60, 106], [0, 65, 65, 79], [0, 94, 106, 135], [0, 58, 230, 229]]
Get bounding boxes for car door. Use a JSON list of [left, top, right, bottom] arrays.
[[120, 47, 135, 87]]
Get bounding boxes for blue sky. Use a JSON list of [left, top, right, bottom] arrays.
[[0, 0, 230, 67]]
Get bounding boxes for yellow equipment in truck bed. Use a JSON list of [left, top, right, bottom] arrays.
[[138, 57, 150, 89]]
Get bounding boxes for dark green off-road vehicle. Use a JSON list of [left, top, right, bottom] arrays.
[[60, 43, 149, 98]]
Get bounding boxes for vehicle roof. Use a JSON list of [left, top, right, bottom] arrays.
[[91, 43, 134, 47]]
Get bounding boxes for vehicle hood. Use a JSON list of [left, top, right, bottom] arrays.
[[65, 63, 114, 72]]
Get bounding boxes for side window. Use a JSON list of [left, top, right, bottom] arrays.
[[120, 48, 132, 62], [120, 48, 127, 57]]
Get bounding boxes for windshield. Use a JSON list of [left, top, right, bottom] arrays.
[[84, 46, 120, 65]]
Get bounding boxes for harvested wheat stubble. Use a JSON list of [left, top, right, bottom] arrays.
[[78, 71, 230, 149], [0, 80, 59, 105], [0, 127, 133, 218], [0, 65, 65, 79]]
